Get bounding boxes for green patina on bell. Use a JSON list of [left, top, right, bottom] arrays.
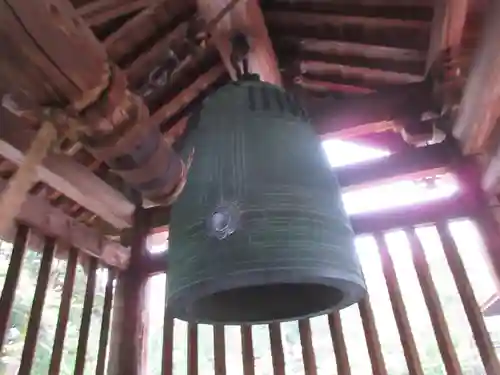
[[167, 78, 366, 324]]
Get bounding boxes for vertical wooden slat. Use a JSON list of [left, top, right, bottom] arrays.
[[241, 325, 255, 375], [107, 206, 150, 375], [0, 224, 29, 351], [473, 211, 500, 292], [436, 222, 500, 375], [328, 313, 350, 375], [188, 323, 198, 375], [298, 319, 317, 375], [214, 325, 226, 375], [49, 247, 78, 375], [374, 232, 424, 375], [18, 237, 56, 374], [95, 269, 116, 375], [406, 227, 463, 374], [358, 297, 387, 375], [74, 257, 98, 375], [268, 323, 285, 375], [162, 309, 174, 375]]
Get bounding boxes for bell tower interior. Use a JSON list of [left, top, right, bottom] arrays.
[[1, 0, 500, 374]]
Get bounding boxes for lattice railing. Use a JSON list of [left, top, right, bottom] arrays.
[[150, 219, 500, 375], [0, 224, 116, 375]]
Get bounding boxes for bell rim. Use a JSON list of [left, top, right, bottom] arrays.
[[166, 270, 366, 325]]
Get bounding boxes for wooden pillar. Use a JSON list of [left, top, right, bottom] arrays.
[[107, 206, 150, 375], [196, 0, 281, 85]]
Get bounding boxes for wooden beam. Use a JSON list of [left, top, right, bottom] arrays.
[[267, 0, 434, 7], [0, 177, 130, 269], [0, 0, 185, 207], [335, 142, 460, 190], [144, 65, 227, 128], [125, 21, 189, 87], [265, 11, 431, 30], [426, 0, 468, 70], [294, 77, 374, 95], [104, 0, 193, 62], [196, 0, 282, 84], [350, 191, 480, 235], [78, 0, 155, 26], [299, 61, 423, 84], [275, 37, 427, 62], [304, 81, 432, 138], [452, 0, 500, 153], [144, 250, 168, 276], [0, 115, 134, 229], [0, 0, 108, 107]]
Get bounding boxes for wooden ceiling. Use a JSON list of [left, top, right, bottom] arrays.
[[0, 0, 497, 268]]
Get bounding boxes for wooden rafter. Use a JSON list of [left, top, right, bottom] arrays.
[[0, 177, 129, 268], [294, 77, 374, 95], [335, 142, 461, 190], [265, 11, 431, 30], [298, 61, 423, 85], [104, 0, 195, 63], [125, 21, 190, 87], [274, 37, 427, 62], [0, 115, 134, 229], [300, 80, 431, 138], [267, 0, 434, 7], [426, 0, 468, 70], [78, 0, 155, 26], [145, 65, 227, 129]]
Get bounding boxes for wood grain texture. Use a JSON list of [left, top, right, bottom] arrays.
[[328, 313, 351, 375], [406, 228, 463, 374], [49, 247, 78, 375], [0, 120, 134, 229], [213, 325, 226, 375], [241, 325, 255, 375], [298, 319, 317, 375], [19, 238, 56, 374], [269, 323, 285, 375], [74, 257, 97, 375], [453, 0, 500, 153], [96, 269, 116, 375], [188, 323, 198, 375], [196, 0, 282, 84], [0, 225, 29, 353], [0, 176, 130, 268], [436, 222, 500, 375], [358, 297, 388, 375], [375, 233, 424, 375]]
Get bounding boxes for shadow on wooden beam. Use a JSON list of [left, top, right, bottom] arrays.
[[335, 141, 462, 190]]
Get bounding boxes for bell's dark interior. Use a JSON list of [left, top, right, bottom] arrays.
[[1, 0, 500, 373], [187, 284, 344, 324]]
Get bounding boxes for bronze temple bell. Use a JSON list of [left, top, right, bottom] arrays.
[[167, 76, 366, 324]]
